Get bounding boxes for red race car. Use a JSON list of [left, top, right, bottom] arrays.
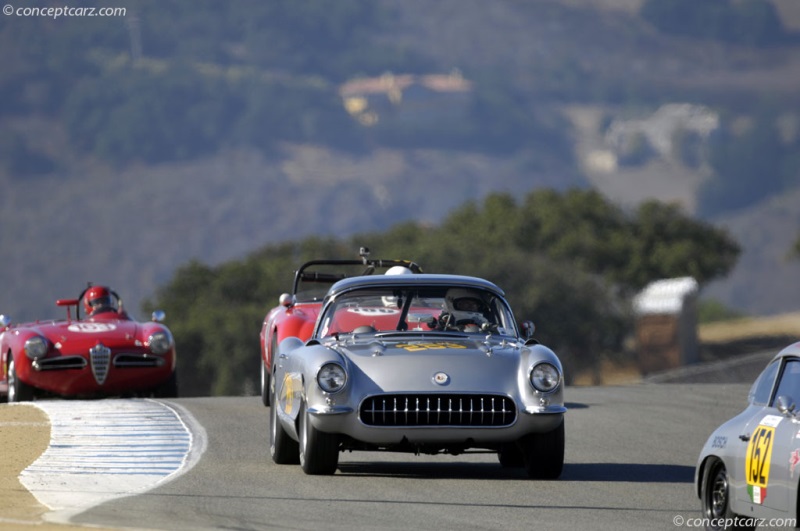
[[259, 248, 421, 406], [0, 285, 177, 402]]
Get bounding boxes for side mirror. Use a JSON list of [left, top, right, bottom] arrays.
[[0, 314, 10, 328], [777, 395, 796, 417], [279, 293, 294, 307], [521, 320, 535, 339], [151, 310, 166, 322]]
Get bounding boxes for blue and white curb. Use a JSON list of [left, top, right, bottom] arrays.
[[20, 398, 206, 522]]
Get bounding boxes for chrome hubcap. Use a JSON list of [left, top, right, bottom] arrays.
[[710, 467, 728, 518]]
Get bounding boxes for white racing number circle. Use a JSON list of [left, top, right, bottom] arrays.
[[68, 323, 117, 333]]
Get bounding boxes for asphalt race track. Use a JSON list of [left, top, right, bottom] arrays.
[[28, 383, 760, 531]]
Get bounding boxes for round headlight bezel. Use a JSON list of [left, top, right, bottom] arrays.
[[147, 330, 173, 355], [316, 362, 347, 394], [529, 362, 561, 394], [24, 336, 49, 360]]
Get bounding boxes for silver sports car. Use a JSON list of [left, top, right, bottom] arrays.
[[269, 273, 566, 477], [696, 341, 800, 530]]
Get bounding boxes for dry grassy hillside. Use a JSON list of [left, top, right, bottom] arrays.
[[572, 313, 800, 385], [699, 312, 800, 347]]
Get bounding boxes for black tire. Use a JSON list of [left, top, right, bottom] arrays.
[[260, 357, 270, 407], [8, 357, 35, 402], [269, 384, 299, 465], [521, 420, 564, 479], [299, 403, 339, 475], [701, 458, 756, 531]]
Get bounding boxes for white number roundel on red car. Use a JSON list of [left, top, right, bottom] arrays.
[[68, 323, 117, 333]]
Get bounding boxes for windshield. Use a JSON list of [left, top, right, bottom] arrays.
[[317, 286, 518, 338], [294, 264, 355, 302], [293, 260, 420, 302]]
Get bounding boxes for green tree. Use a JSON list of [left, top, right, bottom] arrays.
[[148, 189, 740, 396], [514, 189, 632, 280], [625, 200, 740, 290]]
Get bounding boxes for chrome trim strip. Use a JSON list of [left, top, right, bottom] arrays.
[[307, 405, 354, 416], [523, 405, 567, 415]]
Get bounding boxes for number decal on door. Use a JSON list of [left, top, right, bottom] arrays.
[[745, 424, 775, 503]]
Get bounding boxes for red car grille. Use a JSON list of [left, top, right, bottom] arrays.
[[113, 354, 165, 368], [32, 352, 163, 375], [360, 394, 516, 427], [33, 356, 87, 370], [90, 344, 111, 385]]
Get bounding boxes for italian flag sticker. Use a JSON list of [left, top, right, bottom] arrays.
[[748, 485, 767, 504]]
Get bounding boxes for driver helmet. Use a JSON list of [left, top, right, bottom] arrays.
[[83, 286, 114, 315], [382, 266, 414, 307], [445, 288, 489, 326]]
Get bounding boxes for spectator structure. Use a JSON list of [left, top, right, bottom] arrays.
[[633, 277, 699, 374]]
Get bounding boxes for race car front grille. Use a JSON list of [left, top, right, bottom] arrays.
[[113, 354, 165, 368], [90, 343, 111, 385], [360, 394, 516, 427]]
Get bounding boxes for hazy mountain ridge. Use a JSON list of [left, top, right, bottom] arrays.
[[0, 141, 582, 322], [2, 0, 799, 322]]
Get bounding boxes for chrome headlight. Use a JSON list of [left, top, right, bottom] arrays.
[[24, 336, 49, 359], [530, 362, 561, 393], [147, 331, 173, 355], [317, 363, 347, 394]]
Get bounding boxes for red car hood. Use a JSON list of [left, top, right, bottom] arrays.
[[32, 318, 147, 351]]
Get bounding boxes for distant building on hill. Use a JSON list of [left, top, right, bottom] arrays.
[[633, 276, 699, 374], [339, 71, 473, 127]]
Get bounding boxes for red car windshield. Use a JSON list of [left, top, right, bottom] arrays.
[[317, 286, 518, 338], [293, 260, 421, 303]]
